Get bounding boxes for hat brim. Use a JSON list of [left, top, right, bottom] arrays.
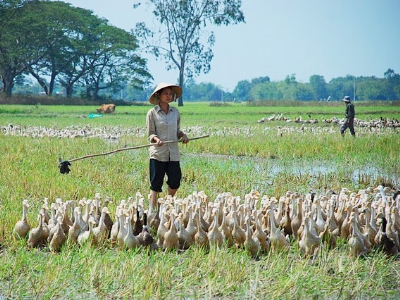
[[342, 96, 351, 102], [149, 83, 182, 104]]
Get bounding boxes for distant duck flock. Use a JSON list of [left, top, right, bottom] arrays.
[[2, 115, 399, 141]]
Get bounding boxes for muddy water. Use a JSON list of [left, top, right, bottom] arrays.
[[185, 153, 399, 190]]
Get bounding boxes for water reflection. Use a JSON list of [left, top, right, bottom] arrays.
[[186, 153, 399, 188]]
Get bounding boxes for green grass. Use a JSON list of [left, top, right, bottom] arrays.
[[2, 243, 399, 299], [0, 101, 399, 127], [1, 102, 400, 299]]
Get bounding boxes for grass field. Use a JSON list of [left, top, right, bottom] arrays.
[[1, 101, 400, 299]]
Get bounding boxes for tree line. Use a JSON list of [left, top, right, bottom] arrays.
[[2, 1, 399, 102], [14, 71, 399, 103], [228, 72, 400, 102], [0, 0, 152, 99]]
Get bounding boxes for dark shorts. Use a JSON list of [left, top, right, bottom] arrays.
[[149, 159, 182, 192]]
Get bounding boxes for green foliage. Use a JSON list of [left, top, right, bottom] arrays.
[[0, 1, 51, 95], [309, 74, 328, 100], [134, 0, 245, 105], [0, 1, 151, 99], [2, 1, 398, 103], [245, 72, 399, 102]]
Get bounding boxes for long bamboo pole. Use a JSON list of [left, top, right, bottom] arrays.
[[58, 134, 209, 173]]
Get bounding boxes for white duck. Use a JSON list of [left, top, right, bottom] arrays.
[[13, 200, 31, 240]]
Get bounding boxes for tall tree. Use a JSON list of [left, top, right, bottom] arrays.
[[309, 74, 328, 100], [53, 7, 103, 98], [26, 1, 84, 96], [55, 7, 151, 98], [251, 81, 280, 101], [134, 0, 245, 106], [1, 1, 151, 98], [0, 0, 50, 96], [80, 23, 152, 100], [384, 68, 400, 100], [355, 76, 383, 100], [278, 74, 298, 100], [233, 80, 251, 101], [251, 76, 270, 85], [328, 75, 355, 100]]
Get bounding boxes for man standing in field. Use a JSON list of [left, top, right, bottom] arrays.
[[340, 96, 356, 137]]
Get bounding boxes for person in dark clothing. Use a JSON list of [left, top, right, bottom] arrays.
[[340, 96, 356, 137]]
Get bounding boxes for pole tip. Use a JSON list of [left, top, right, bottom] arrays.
[[59, 160, 71, 174]]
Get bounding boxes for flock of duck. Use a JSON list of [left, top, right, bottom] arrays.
[[257, 113, 400, 130], [2, 114, 398, 141], [13, 185, 400, 259], [1, 124, 143, 140]]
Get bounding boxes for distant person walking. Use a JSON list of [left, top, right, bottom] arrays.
[[340, 96, 356, 137]]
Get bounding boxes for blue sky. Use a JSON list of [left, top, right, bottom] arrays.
[[65, 0, 400, 91]]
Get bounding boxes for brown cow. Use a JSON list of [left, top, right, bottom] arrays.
[[96, 104, 115, 114]]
